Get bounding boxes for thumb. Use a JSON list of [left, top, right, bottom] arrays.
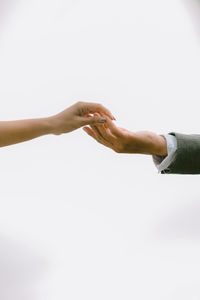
[[105, 117, 122, 137], [80, 115, 107, 126]]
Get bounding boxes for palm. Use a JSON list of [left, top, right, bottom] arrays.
[[84, 117, 167, 156]]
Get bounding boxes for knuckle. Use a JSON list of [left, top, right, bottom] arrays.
[[76, 101, 83, 106], [96, 103, 103, 109], [93, 116, 99, 123], [89, 118, 97, 125]]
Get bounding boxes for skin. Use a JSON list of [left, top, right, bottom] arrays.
[[83, 113, 168, 157], [0, 102, 115, 148]]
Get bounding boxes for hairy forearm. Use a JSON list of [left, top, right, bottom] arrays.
[[0, 117, 54, 147]]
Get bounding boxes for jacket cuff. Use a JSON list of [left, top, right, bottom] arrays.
[[161, 132, 200, 174], [153, 134, 177, 173]]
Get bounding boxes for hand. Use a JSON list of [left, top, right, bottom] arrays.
[[49, 101, 115, 135], [83, 114, 168, 156]]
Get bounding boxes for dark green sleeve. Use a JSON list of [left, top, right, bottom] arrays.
[[161, 132, 200, 174]]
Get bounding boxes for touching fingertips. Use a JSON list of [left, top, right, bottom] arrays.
[[98, 117, 107, 123]]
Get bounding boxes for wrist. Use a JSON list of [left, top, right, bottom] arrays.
[[42, 116, 58, 135], [144, 133, 168, 156], [156, 135, 168, 156], [124, 131, 168, 156]]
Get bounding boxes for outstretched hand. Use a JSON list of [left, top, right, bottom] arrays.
[[50, 102, 115, 135], [83, 113, 167, 156]]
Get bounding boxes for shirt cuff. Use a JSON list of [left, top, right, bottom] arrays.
[[152, 134, 178, 173]]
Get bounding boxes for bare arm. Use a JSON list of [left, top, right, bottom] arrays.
[[0, 117, 52, 147], [0, 102, 114, 148]]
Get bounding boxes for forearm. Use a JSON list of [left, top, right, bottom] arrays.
[[0, 117, 54, 147]]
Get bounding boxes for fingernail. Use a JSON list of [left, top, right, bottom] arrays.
[[112, 115, 116, 121], [98, 117, 107, 123]]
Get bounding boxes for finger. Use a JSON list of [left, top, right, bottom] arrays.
[[90, 124, 115, 147], [80, 115, 107, 126], [86, 112, 109, 129], [90, 124, 105, 142], [82, 126, 96, 139], [92, 113, 116, 142], [105, 117, 122, 137], [82, 102, 116, 121], [83, 126, 112, 149]]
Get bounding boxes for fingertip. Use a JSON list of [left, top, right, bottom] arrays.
[[106, 110, 116, 121], [108, 113, 116, 121], [97, 117, 107, 124], [107, 114, 115, 121], [105, 116, 112, 124], [82, 126, 89, 132]]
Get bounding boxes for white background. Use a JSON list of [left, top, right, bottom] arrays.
[[0, 0, 200, 299]]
